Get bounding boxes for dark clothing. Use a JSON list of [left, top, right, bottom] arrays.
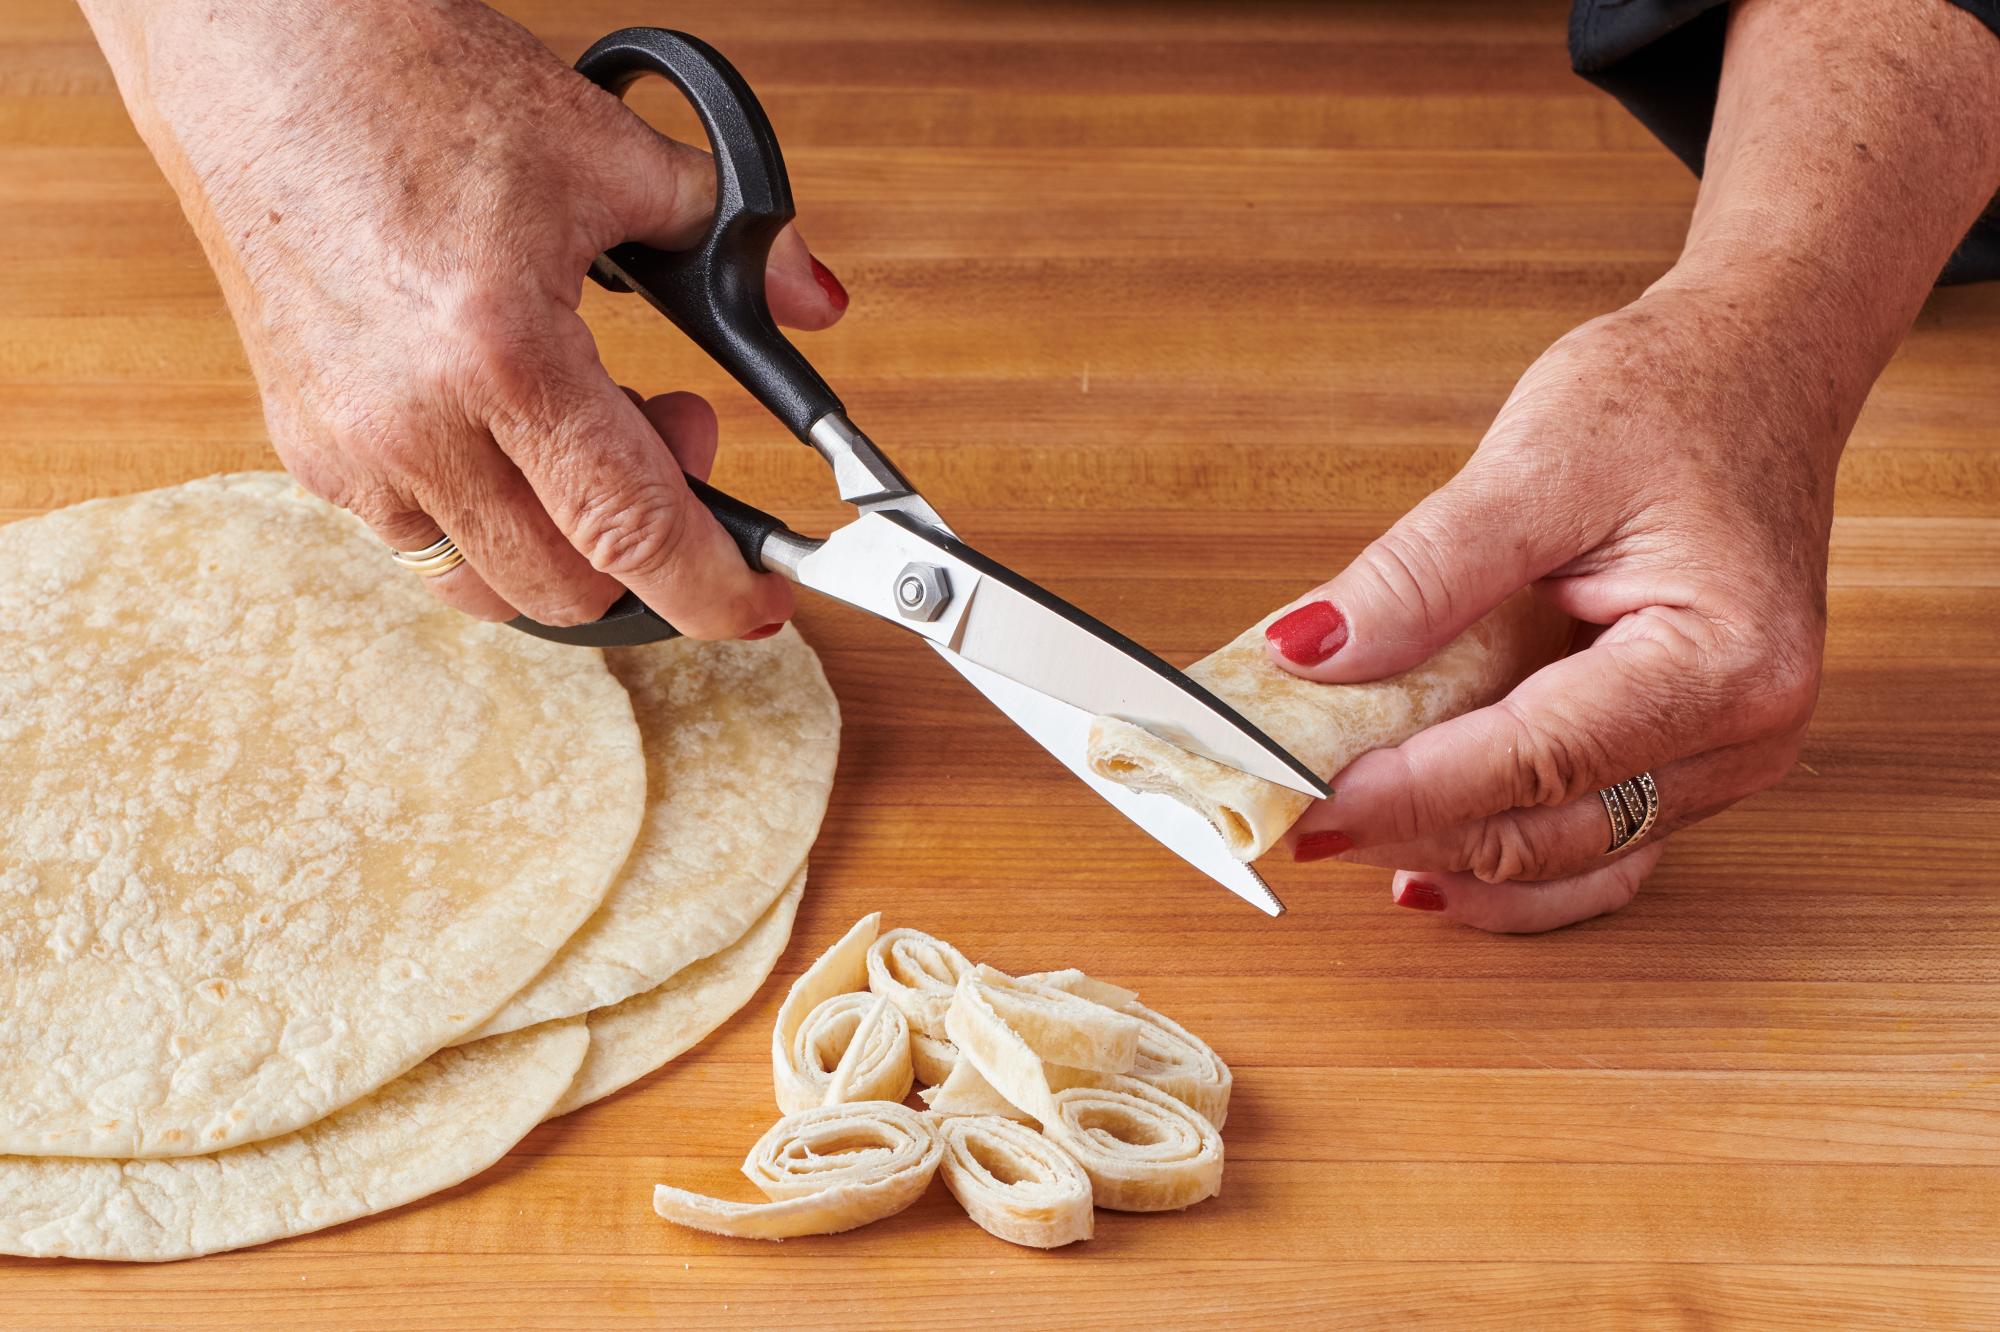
[[1568, 0, 2000, 284]]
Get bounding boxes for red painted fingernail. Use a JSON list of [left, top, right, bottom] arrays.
[[1265, 601, 1348, 665], [1396, 882, 1446, 912], [809, 255, 849, 311], [1293, 831, 1353, 862], [741, 622, 784, 641]]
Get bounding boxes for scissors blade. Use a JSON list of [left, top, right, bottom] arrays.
[[931, 646, 1285, 916], [790, 512, 1328, 799]]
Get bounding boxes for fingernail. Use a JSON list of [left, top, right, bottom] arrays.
[[1396, 881, 1446, 912], [741, 622, 784, 641], [809, 255, 848, 311], [1265, 601, 1347, 665], [1293, 831, 1353, 862]]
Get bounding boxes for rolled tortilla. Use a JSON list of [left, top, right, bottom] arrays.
[[652, 1101, 941, 1241], [943, 978, 1225, 1214], [935, 1114, 1093, 1249], [910, 1032, 959, 1087], [867, 928, 974, 1034], [1044, 1076, 1223, 1213], [810, 993, 916, 1108], [1086, 590, 1571, 859], [772, 914, 881, 1114], [1023, 969, 1230, 1127]]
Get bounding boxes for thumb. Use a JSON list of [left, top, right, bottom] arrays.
[[1263, 461, 1563, 683], [608, 128, 846, 331]]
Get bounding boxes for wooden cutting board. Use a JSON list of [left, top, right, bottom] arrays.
[[4, 0, 1998, 1326]]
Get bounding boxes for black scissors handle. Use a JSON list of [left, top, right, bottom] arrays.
[[512, 28, 824, 648], [579, 27, 844, 440]]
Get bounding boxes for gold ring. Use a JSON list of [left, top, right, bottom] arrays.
[[1599, 771, 1659, 854], [388, 533, 465, 579]]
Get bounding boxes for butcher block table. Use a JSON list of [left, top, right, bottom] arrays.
[[5, 0, 1999, 1327]]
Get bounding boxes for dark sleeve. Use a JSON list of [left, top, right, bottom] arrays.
[[1568, 0, 2000, 285]]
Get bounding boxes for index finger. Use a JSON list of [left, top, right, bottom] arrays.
[[1317, 606, 1739, 849], [484, 309, 793, 639]]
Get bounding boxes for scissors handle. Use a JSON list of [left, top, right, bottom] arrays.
[[513, 29, 830, 649], [510, 476, 795, 648], [576, 27, 843, 441]]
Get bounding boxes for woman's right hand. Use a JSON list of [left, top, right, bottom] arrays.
[[80, 0, 850, 635]]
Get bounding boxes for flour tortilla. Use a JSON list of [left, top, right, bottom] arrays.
[[0, 475, 643, 1157], [549, 868, 805, 1118], [467, 627, 838, 1039], [0, 1018, 588, 1261], [1086, 591, 1571, 858]]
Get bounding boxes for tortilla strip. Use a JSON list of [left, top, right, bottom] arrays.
[[910, 1032, 960, 1086], [771, 914, 882, 1113], [866, 928, 973, 1036], [652, 1102, 941, 1241], [935, 1114, 1093, 1249], [1026, 969, 1231, 1129], [1044, 1076, 1224, 1213], [958, 965, 1141, 1074], [807, 992, 916, 1107], [943, 970, 1223, 1212]]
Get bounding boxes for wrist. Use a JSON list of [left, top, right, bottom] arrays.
[[1646, 237, 1888, 452]]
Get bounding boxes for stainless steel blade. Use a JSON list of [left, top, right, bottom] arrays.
[[786, 511, 1329, 800], [931, 646, 1285, 916]]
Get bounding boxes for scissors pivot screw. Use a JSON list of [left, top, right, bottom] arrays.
[[894, 563, 952, 622]]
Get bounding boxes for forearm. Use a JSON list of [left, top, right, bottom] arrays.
[[77, 0, 338, 292], [1655, 0, 2000, 425]]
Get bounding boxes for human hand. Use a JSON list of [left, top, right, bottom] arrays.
[[86, 0, 848, 634], [1263, 271, 1859, 931]]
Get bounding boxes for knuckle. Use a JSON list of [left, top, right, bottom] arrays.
[[1367, 751, 1435, 845], [567, 481, 696, 582], [1361, 527, 1462, 646], [510, 571, 621, 629], [524, 592, 613, 629], [1756, 640, 1823, 727], [1462, 819, 1552, 884], [1497, 698, 1600, 808], [1602, 868, 1644, 915], [453, 291, 567, 417]]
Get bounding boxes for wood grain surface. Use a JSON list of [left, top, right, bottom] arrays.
[[4, 1, 1999, 1327]]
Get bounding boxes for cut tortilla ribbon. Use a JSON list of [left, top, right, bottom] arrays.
[[1044, 1076, 1223, 1213], [943, 968, 1224, 1212], [959, 965, 1141, 1074], [772, 913, 883, 1114], [811, 992, 915, 1107], [1028, 969, 1232, 1130], [867, 928, 973, 1035], [935, 1114, 1093, 1249], [910, 1031, 959, 1086], [652, 1102, 942, 1241]]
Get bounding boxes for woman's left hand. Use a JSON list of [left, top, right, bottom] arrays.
[[1265, 263, 1856, 932]]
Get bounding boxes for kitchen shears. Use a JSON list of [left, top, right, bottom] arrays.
[[519, 28, 1329, 914]]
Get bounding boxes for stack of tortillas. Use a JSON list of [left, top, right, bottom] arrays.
[[0, 474, 839, 1262], [651, 914, 1231, 1249]]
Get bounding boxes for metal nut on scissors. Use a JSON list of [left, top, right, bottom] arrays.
[[894, 562, 952, 622]]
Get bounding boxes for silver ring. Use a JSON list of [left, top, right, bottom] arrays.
[[1599, 771, 1660, 854], [388, 533, 465, 579]]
